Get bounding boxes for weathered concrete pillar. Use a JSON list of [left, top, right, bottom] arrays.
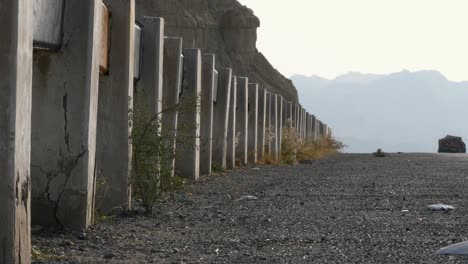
[[138, 17, 164, 114], [277, 95, 283, 156], [175, 49, 202, 180], [161, 37, 182, 177], [200, 53, 215, 175], [247, 83, 258, 164], [235, 77, 248, 166], [270, 93, 279, 160], [291, 103, 297, 130], [295, 104, 301, 135], [212, 67, 232, 169], [31, 0, 102, 229], [301, 108, 307, 139], [287, 102, 293, 128], [311, 115, 317, 140], [305, 112, 310, 140], [257, 88, 267, 161], [265, 92, 271, 154], [226, 76, 237, 169], [96, 0, 135, 214], [0, 1, 32, 262]]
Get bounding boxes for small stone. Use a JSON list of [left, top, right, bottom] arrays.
[[103, 253, 116, 259], [173, 248, 180, 253], [63, 240, 74, 247]]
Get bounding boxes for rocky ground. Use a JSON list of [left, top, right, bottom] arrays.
[[32, 153, 468, 263]]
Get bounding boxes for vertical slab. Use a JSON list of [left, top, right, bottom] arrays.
[[226, 76, 237, 169], [295, 104, 301, 136], [175, 49, 201, 180], [31, 0, 102, 230], [161, 37, 182, 177], [138, 17, 164, 114], [287, 102, 293, 128], [277, 95, 283, 156], [265, 92, 271, 154], [0, 1, 33, 263], [257, 88, 267, 161], [270, 93, 278, 160], [305, 113, 310, 140], [235, 77, 248, 166], [96, 0, 135, 214], [200, 53, 215, 175], [247, 83, 258, 164], [311, 115, 317, 140], [212, 68, 232, 170], [301, 108, 307, 139]]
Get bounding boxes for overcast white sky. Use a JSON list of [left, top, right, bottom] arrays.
[[237, 0, 468, 82]]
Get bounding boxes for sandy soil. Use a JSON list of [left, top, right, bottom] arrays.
[[32, 153, 468, 263]]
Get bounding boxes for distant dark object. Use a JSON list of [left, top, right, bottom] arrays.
[[373, 148, 386, 157], [438, 135, 466, 153]]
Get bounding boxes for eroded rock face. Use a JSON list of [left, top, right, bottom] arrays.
[[136, 0, 298, 102]]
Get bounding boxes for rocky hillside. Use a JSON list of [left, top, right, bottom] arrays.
[[136, 0, 298, 102]]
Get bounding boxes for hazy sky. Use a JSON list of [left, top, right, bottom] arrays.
[[237, 0, 468, 82]]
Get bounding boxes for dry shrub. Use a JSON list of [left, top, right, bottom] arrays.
[[296, 136, 345, 161], [280, 118, 345, 163]]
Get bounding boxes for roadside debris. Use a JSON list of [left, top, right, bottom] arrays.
[[373, 148, 386, 157], [428, 203, 455, 211], [235, 195, 258, 202], [436, 240, 468, 255]]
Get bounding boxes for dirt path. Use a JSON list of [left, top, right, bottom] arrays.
[[33, 153, 468, 263]]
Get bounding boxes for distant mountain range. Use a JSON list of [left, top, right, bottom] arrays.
[[291, 70, 468, 153]]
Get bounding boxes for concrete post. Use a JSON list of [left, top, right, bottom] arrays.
[[270, 93, 278, 160], [161, 37, 182, 177], [287, 102, 293, 128], [212, 67, 232, 170], [0, 1, 32, 262], [301, 108, 307, 139], [247, 83, 258, 164], [295, 104, 301, 136], [226, 76, 237, 169], [31, 0, 102, 230], [305, 113, 310, 140], [138, 17, 164, 114], [277, 95, 283, 156], [235, 77, 248, 166], [257, 88, 267, 161], [291, 103, 297, 130], [200, 53, 215, 175], [175, 49, 202, 180], [265, 92, 271, 154], [311, 115, 317, 140], [96, 0, 135, 214]]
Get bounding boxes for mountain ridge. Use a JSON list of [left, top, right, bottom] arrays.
[[291, 70, 468, 153]]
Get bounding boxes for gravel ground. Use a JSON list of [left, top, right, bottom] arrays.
[[32, 153, 468, 263]]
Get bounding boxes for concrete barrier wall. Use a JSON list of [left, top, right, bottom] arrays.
[[248, 83, 258, 164], [0, 1, 33, 262], [212, 67, 232, 170], [161, 37, 182, 177], [270, 93, 278, 159], [96, 0, 135, 214], [226, 76, 237, 169], [236, 77, 248, 166], [277, 95, 283, 155], [257, 88, 267, 161], [265, 92, 271, 154], [200, 54, 216, 175], [175, 49, 202, 181], [31, 0, 102, 230]]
